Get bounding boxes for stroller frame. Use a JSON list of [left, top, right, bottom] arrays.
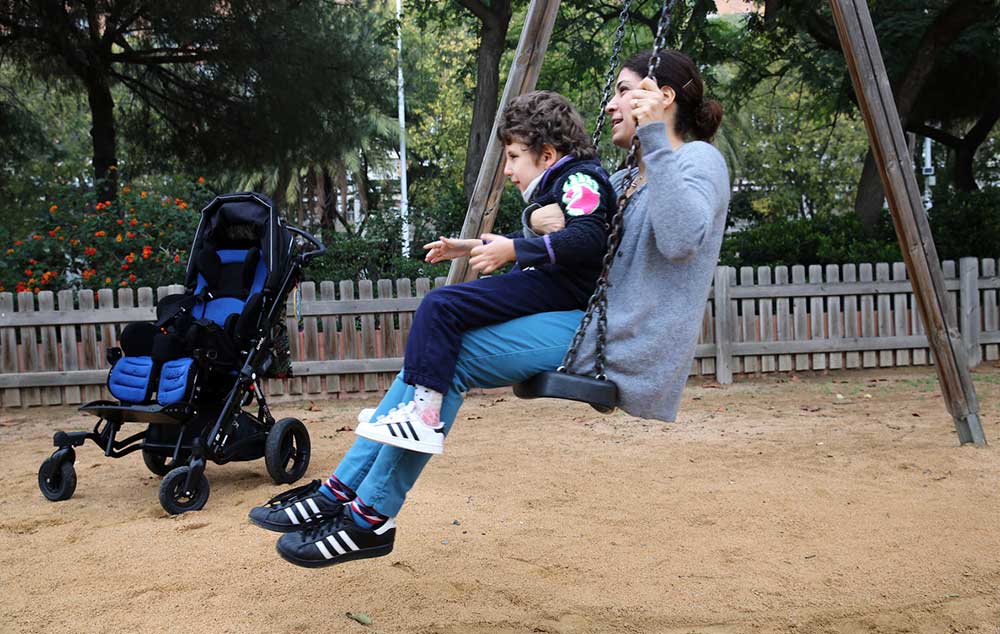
[[38, 193, 326, 514]]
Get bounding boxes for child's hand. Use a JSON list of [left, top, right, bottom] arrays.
[[529, 203, 566, 235], [469, 234, 515, 274], [423, 237, 482, 263]]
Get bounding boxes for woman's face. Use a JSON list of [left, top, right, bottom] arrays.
[[605, 67, 644, 149]]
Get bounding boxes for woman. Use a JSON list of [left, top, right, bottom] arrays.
[[250, 49, 730, 569]]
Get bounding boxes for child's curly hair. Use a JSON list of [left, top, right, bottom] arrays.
[[497, 91, 597, 160]]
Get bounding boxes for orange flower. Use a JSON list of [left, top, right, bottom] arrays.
[[84, 246, 97, 256], [140, 191, 147, 198], [13, 240, 22, 246], [28, 259, 37, 265], [179, 202, 188, 209], [48, 230, 57, 237], [173, 254, 181, 263], [122, 185, 131, 194], [104, 277, 112, 284], [116, 218, 124, 225], [24, 269, 33, 276], [197, 176, 205, 184], [120, 280, 127, 287], [96, 202, 104, 210], [121, 264, 129, 270], [126, 231, 136, 239], [125, 252, 135, 263], [32, 234, 42, 240], [49, 204, 58, 213], [5, 248, 12, 255], [129, 218, 138, 226], [141, 246, 153, 259], [143, 222, 150, 228], [128, 273, 137, 283], [70, 239, 79, 246], [115, 234, 123, 242], [95, 231, 106, 238], [15, 283, 26, 292]]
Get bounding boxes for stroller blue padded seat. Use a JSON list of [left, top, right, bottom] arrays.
[[158, 358, 197, 405], [108, 356, 156, 403]]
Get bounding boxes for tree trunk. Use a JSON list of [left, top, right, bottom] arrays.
[[953, 145, 978, 192], [85, 74, 118, 204], [273, 163, 292, 213], [461, 1, 512, 204], [855, 149, 886, 233]]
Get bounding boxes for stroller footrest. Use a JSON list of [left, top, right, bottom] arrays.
[[78, 400, 196, 424]]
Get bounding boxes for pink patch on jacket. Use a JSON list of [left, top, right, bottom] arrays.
[[563, 184, 600, 216]]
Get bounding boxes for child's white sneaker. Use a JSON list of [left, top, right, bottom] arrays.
[[357, 408, 376, 425], [355, 401, 445, 454]]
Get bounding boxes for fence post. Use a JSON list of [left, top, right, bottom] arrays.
[[714, 266, 733, 384], [959, 257, 981, 368]]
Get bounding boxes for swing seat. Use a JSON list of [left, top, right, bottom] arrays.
[[513, 371, 617, 414]]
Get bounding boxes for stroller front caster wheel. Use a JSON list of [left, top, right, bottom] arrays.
[[38, 455, 77, 501], [265, 417, 310, 484], [159, 466, 210, 514]]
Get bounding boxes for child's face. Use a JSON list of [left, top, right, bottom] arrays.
[[503, 142, 559, 193]]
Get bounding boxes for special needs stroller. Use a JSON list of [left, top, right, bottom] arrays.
[[37, 193, 326, 514]]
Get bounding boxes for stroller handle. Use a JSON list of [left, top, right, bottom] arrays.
[[286, 225, 327, 265]]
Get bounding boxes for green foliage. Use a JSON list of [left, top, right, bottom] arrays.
[[721, 210, 902, 268], [928, 188, 1000, 260], [0, 177, 213, 293]]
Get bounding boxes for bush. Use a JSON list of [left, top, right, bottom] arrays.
[[721, 210, 901, 268], [927, 188, 1000, 260], [0, 177, 213, 293]]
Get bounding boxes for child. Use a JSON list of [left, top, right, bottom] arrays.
[[354, 90, 615, 454]]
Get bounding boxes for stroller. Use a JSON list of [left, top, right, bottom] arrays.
[[37, 193, 326, 514]]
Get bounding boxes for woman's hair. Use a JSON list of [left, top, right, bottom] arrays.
[[497, 91, 598, 160], [622, 50, 723, 142]]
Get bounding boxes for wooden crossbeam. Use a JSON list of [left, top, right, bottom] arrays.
[[829, 0, 986, 446]]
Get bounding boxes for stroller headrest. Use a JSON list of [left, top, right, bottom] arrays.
[[195, 248, 264, 300]]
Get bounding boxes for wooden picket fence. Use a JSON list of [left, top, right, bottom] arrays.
[[2, 257, 999, 409]]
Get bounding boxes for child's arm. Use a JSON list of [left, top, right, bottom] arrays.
[[423, 237, 486, 263], [510, 170, 612, 269]]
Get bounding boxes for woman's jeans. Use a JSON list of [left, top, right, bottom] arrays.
[[331, 310, 583, 517]]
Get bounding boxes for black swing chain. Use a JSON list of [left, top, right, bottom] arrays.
[[558, 0, 679, 379], [591, 0, 631, 150]]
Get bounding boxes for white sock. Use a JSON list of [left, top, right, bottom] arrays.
[[413, 384, 444, 428]]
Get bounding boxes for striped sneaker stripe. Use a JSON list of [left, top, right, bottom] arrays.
[[396, 423, 409, 439], [315, 541, 333, 559], [305, 497, 321, 515], [387, 424, 398, 437], [294, 501, 310, 521], [403, 421, 419, 441], [283, 508, 300, 525], [325, 534, 347, 555], [338, 530, 360, 551]]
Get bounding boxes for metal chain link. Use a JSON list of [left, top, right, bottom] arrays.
[[591, 0, 632, 150], [559, 0, 679, 378]]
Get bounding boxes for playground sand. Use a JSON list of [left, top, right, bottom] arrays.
[[2, 366, 999, 634]]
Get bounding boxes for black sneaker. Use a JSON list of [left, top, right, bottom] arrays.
[[248, 480, 343, 532], [276, 508, 396, 568]]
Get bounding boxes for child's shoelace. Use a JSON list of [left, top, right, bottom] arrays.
[[265, 479, 320, 507]]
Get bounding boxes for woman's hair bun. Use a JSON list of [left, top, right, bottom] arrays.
[[693, 99, 724, 141]]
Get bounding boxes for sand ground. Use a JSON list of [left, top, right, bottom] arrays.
[[2, 366, 999, 634]]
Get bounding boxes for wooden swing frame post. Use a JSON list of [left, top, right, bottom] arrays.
[[446, 0, 561, 286], [829, 0, 985, 446]]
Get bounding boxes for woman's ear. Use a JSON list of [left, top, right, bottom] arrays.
[[540, 143, 560, 168], [661, 85, 677, 108]]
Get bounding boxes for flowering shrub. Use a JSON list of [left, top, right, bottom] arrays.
[[0, 177, 213, 293]]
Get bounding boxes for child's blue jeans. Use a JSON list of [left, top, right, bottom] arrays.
[[332, 309, 583, 517]]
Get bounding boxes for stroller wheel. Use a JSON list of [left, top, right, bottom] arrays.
[[265, 418, 311, 484], [38, 455, 77, 502], [142, 449, 190, 477], [159, 466, 210, 514]]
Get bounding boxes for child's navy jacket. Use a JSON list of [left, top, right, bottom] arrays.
[[506, 156, 615, 305]]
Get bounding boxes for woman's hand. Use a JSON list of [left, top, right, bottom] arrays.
[[529, 203, 565, 235], [424, 237, 483, 263], [469, 234, 516, 274], [630, 76, 673, 128]]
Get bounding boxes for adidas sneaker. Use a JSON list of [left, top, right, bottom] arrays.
[[248, 480, 343, 532], [276, 507, 395, 568], [355, 401, 445, 454]]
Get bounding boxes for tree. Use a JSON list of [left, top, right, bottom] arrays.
[[0, 0, 390, 202], [736, 0, 1000, 231]]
